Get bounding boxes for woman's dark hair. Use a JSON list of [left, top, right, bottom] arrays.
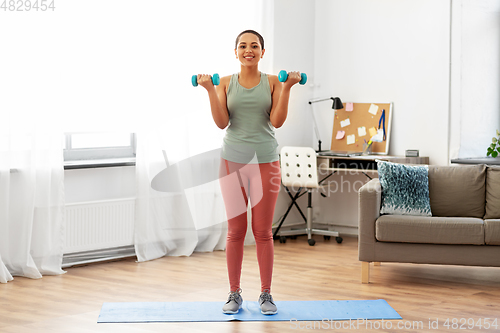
[[235, 30, 264, 50]]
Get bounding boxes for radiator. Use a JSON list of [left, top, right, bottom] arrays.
[[63, 198, 136, 267]]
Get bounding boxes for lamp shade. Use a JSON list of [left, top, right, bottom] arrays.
[[331, 97, 344, 110]]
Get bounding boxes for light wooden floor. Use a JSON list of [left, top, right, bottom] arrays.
[[1, 235, 499, 333]]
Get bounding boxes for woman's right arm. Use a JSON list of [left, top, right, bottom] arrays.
[[198, 74, 230, 129]]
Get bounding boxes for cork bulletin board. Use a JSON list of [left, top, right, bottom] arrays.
[[330, 102, 393, 155]]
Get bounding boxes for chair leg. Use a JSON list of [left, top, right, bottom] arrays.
[[307, 190, 313, 237], [361, 262, 370, 283], [306, 191, 315, 245]]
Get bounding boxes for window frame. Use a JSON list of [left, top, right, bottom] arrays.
[[63, 132, 137, 162]]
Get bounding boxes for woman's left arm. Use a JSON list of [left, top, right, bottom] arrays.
[[269, 72, 301, 128]]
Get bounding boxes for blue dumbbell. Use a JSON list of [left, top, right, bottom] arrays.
[[192, 73, 220, 87], [278, 70, 307, 85]]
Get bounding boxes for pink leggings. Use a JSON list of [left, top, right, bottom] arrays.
[[219, 158, 281, 292]]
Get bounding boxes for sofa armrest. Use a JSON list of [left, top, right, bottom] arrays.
[[358, 178, 381, 262]]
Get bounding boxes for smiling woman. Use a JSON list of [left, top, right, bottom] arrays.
[[193, 28, 305, 316]]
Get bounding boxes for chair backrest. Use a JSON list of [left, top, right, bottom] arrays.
[[280, 146, 319, 188]]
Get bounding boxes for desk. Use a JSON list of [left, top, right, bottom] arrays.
[[317, 154, 430, 179]]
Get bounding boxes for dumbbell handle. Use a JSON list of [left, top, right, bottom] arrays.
[[278, 70, 307, 85], [192, 73, 220, 87]]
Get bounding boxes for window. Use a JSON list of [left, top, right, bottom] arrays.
[[63, 132, 136, 162]]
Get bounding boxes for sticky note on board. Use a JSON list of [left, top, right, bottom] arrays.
[[336, 131, 345, 140], [368, 104, 379, 115], [358, 126, 367, 137], [340, 118, 350, 128], [346, 134, 356, 145], [346, 103, 354, 111], [369, 127, 378, 137]]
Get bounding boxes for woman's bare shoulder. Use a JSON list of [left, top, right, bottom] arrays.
[[267, 74, 280, 94], [267, 73, 279, 83], [220, 75, 232, 83], [217, 75, 232, 92]]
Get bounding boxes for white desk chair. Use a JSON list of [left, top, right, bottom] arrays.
[[274, 146, 342, 246]]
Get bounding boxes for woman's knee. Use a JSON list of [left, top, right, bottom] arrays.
[[227, 221, 248, 241], [252, 223, 273, 243]]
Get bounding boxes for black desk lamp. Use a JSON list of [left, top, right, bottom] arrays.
[[308, 97, 344, 152]]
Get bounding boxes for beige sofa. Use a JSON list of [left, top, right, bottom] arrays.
[[358, 164, 500, 283]]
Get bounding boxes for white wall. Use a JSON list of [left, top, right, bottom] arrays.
[[314, 0, 451, 166]]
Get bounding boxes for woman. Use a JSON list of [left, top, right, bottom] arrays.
[[196, 30, 301, 315]]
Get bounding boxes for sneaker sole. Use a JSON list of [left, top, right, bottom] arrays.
[[261, 310, 278, 315]]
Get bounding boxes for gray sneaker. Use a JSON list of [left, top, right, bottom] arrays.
[[222, 288, 243, 314], [258, 289, 277, 315]]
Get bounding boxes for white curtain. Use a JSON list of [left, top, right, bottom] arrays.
[[134, 130, 229, 260], [449, 0, 500, 159], [0, 123, 65, 284], [1, 9, 66, 282]]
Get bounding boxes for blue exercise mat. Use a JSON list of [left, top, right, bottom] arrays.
[[98, 299, 401, 323]]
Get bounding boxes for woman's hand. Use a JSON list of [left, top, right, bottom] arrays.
[[197, 74, 216, 91], [282, 71, 302, 88]]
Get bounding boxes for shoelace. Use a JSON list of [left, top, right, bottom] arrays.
[[226, 288, 242, 303], [259, 290, 275, 305]]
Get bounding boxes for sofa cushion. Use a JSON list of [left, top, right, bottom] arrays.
[[376, 215, 485, 245], [428, 165, 486, 218], [485, 219, 500, 245], [485, 166, 500, 219], [377, 160, 431, 216]]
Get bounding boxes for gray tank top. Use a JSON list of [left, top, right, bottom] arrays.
[[222, 72, 279, 164]]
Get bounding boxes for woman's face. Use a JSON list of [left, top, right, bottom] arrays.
[[235, 33, 265, 66]]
